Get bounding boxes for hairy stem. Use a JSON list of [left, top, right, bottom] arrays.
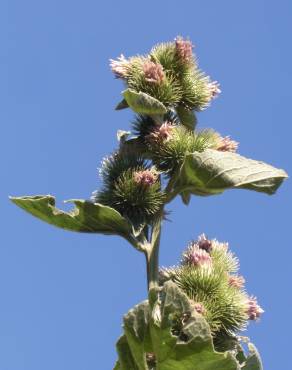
[[145, 214, 162, 291], [145, 244, 159, 291]]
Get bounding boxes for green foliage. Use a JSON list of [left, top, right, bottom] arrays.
[[115, 281, 242, 370], [9, 195, 133, 240], [173, 149, 288, 197], [10, 37, 288, 370], [123, 89, 167, 115]]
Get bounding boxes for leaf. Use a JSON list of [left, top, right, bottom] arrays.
[[115, 99, 129, 110], [116, 336, 139, 370], [123, 301, 152, 370], [10, 195, 133, 240], [180, 191, 191, 205], [123, 89, 167, 115], [115, 282, 240, 370], [174, 149, 288, 197], [113, 362, 121, 370], [176, 105, 197, 130], [241, 343, 263, 370]]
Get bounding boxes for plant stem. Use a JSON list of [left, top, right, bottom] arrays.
[[145, 214, 162, 291], [145, 240, 159, 291]]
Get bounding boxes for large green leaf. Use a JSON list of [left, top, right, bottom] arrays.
[[115, 282, 240, 370], [123, 89, 167, 115], [174, 149, 288, 198], [10, 195, 133, 240]]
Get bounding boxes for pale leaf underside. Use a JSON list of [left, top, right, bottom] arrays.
[[10, 195, 133, 240]]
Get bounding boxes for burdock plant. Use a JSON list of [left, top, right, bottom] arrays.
[[11, 37, 288, 370]]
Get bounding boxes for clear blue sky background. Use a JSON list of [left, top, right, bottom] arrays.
[[1, 1, 291, 369]]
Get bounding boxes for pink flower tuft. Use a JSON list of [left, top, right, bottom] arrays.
[[175, 37, 194, 63], [143, 61, 165, 84], [197, 234, 213, 253], [146, 122, 174, 143], [246, 296, 264, 320], [110, 55, 131, 79], [228, 275, 245, 289], [134, 169, 158, 187], [208, 80, 221, 99], [194, 303, 206, 315], [182, 245, 212, 268], [217, 136, 239, 153]]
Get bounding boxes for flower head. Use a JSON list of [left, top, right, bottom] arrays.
[[208, 80, 221, 99], [110, 54, 131, 79], [182, 245, 212, 268], [175, 37, 194, 63], [143, 60, 165, 84], [217, 136, 239, 153], [134, 169, 158, 187], [246, 296, 264, 320], [146, 122, 174, 144], [194, 303, 206, 315], [197, 234, 213, 253], [228, 275, 245, 289]]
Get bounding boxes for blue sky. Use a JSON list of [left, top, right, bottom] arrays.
[[1, 1, 291, 369]]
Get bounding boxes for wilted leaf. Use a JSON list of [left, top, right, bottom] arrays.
[[174, 149, 288, 197], [10, 195, 133, 240], [123, 89, 167, 115]]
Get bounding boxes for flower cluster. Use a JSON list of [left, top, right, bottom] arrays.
[[110, 37, 220, 111], [92, 151, 165, 224], [159, 235, 264, 351]]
